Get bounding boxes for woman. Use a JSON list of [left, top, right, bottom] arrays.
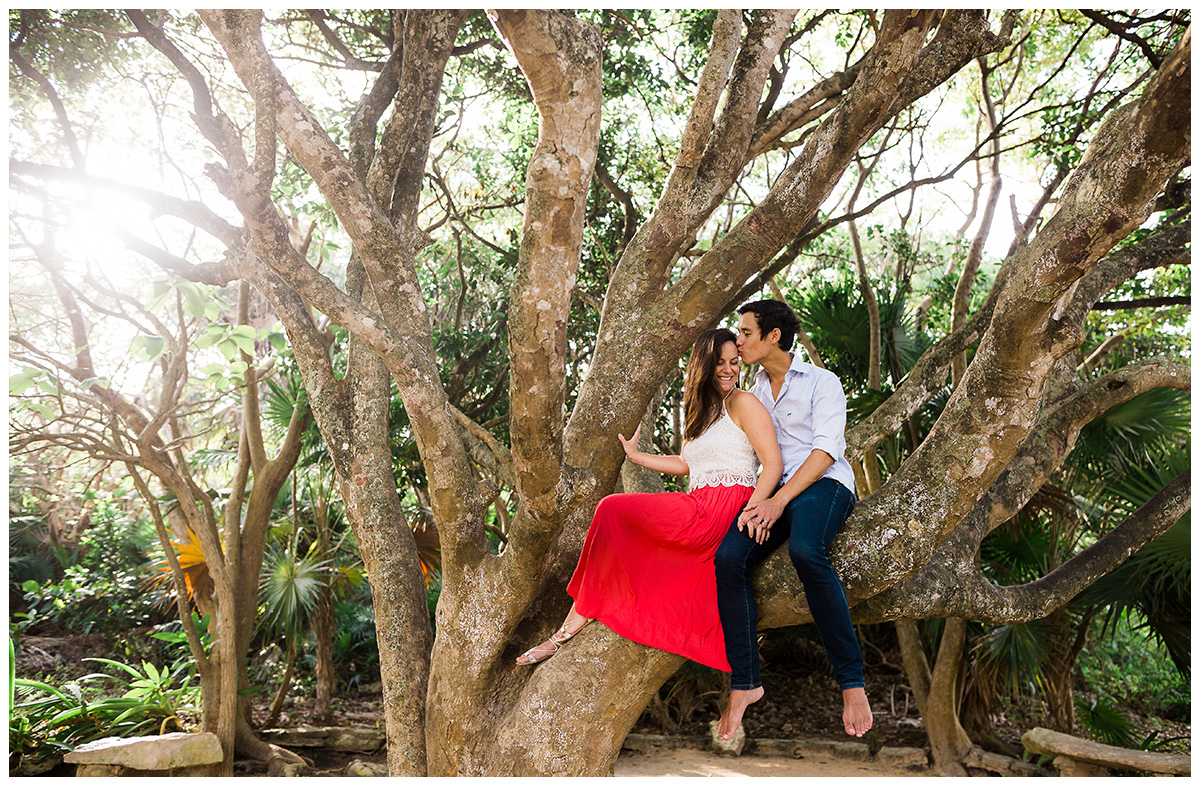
[[517, 328, 783, 670]]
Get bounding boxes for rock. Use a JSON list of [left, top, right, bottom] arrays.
[[75, 764, 126, 777], [964, 747, 1050, 777], [15, 752, 62, 776], [346, 760, 390, 776], [64, 732, 222, 773], [1054, 755, 1110, 777], [874, 745, 928, 768], [1023, 727, 1190, 777], [278, 761, 313, 777], [756, 736, 927, 768], [258, 726, 332, 747], [327, 727, 386, 752], [259, 725, 384, 752], [621, 733, 708, 753], [709, 719, 746, 756]]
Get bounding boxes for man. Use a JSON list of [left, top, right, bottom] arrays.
[[715, 298, 873, 740]]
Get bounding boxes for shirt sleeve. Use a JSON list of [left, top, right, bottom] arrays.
[[809, 370, 848, 461]]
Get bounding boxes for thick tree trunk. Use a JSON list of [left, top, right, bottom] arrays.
[[897, 618, 974, 775], [428, 624, 684, 775], [312, 583, 335, 724]]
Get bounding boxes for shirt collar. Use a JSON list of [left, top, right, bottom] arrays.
[[754, 352, 809, 384]]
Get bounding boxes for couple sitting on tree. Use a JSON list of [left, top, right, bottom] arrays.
[[516, 299, 873, 740]]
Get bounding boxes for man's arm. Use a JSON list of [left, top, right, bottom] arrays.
[[739, 449, 832, 542], [739, 370, 848, 543]]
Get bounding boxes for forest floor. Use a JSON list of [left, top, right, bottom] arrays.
[[13, 627, 1191, 778]]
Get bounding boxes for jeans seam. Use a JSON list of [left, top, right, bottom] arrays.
[[739, 541, 755, 687]]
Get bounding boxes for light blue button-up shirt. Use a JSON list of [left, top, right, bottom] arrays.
[[748, 354, 857, 494]]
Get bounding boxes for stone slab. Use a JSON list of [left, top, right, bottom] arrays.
[[621, 733, 708, 753], [1023, 727, 1190, 776], [258, 725, 385, 752], [64, 732, 222, 770], [347, 760, 390, 776], [755, 737, 928, 768]]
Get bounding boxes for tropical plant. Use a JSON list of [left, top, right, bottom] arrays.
[[257, 535, 331, 727], [10, 655, 199, 763]]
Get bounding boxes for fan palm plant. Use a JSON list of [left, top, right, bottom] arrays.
[[966, 389, 1189, 739], [258, 533, 331, 728]]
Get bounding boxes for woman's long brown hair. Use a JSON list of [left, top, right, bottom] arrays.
[[682, 328, 738, 442]]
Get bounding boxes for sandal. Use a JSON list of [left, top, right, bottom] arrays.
[[516, 616, 592, 665]]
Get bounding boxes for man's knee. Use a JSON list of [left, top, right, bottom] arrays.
[[787, 539, 829, 575], [715, 533, 748, 578]]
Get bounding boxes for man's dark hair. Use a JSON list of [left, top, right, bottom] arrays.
[[738, 299, 801, 351]]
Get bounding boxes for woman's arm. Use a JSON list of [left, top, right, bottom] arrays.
[[726, 391, 783, 504], [618, 423, 690, 476]]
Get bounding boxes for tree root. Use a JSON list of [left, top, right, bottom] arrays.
[[962, 745, 1052, 777], [235, 717, 310, 775]]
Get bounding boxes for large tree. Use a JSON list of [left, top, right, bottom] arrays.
[[9, 9, 1189, 776]]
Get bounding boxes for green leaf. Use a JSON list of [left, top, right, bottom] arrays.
[[150, 631, 187, 644], [82, 657, 144, 680], [217, 338, 239, 361], [193, 324, 228, 350], [9, 368, 43, 395], [146, 279, 172, 312], [178, 281, 208, 320], [79, 376, 110, 391], [267, 332, 288, 353], [229, 325, 256, 356], [21, 580, 40, 594], [129, 335, 166, 362], [29, 403, 55, 420]]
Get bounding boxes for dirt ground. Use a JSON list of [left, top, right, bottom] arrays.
[[14, 627, 1189, 778], [300, 745, 927, 778], [614, 748, 924, 777]]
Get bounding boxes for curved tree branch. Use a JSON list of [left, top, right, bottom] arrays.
[[956, 470, 1188, 623], [849, 358, 1189, 624]]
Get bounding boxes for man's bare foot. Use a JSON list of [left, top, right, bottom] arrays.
[[717, 686, 764, 740], [842, 687, 873, 737]]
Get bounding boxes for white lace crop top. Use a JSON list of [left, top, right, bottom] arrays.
[[680, 406, 759, 493]]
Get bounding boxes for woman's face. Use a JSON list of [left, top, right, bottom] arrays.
[[714, 340, 739, 394]]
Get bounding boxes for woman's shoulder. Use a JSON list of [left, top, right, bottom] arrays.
[[724, 388, 767, 419]]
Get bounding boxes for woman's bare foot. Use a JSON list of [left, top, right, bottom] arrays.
[[516, 615, 592, 665], [842, 687, 873, 737], [717, 686, 764, 739]]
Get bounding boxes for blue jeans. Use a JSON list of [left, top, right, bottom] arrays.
[[715, 478, 864, 691]]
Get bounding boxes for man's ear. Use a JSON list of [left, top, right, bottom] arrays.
[[768, 327, 782, 346]]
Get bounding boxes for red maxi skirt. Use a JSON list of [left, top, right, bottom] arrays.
[[566, 483, 755, 672]]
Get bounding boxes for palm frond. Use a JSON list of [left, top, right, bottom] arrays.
[[972, 620, 1050, 697], [1076, 695, 1137, 748], [258, 548, 331, 639], [1075, 446, 1190, 675]]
